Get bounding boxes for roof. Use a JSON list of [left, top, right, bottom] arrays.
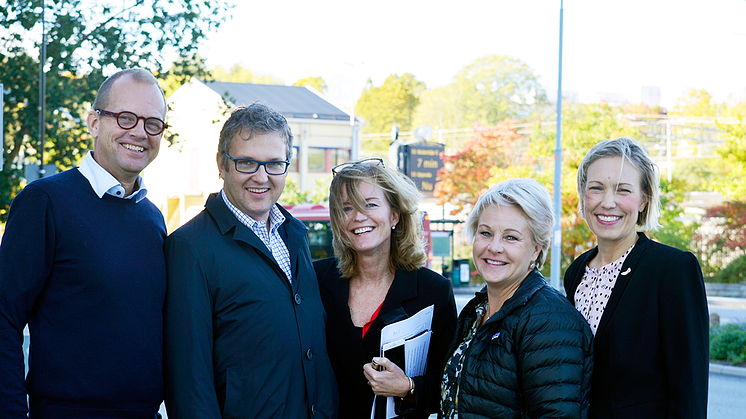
[[202, 80, 352, 121]]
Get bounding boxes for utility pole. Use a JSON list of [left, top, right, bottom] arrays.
[[550, 0, 564, 290], [38, 0, 47, 178]]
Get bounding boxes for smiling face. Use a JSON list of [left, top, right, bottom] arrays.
[[583, 156, 647, 248], [87, 75, 165, 187], [340, 181, 399, 257], [472, 204, 541, 292], [218, 130, 288, 223]]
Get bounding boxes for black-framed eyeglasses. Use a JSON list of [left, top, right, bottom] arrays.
[[224, 153, 290, 175], [95, 109, 168, 136], [332, 158, 385, 176]]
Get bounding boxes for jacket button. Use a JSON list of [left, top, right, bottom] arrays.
[[294, 293, 302, 305], [306, 348, 313, 360], [310, 404, 316, 415]]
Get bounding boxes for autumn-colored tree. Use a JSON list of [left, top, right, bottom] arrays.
[[695, 201, 746, 277], [434, 120, 536, 215], [293, 76, 328, 94]]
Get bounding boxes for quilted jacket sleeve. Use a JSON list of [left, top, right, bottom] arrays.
[[517, 291, 594, 419]]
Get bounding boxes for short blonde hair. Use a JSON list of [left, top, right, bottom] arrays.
[[463, 178, 554, 269], [577, 137, 661, 231]]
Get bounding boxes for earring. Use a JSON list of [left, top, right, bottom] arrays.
[[529, 262, 536, 270], [392, 225, 396, 230]]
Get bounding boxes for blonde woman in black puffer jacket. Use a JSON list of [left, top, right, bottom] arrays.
[[440, 178, 593, 419]]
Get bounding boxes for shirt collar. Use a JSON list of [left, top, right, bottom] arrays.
[[78, 150, 148, 202], [219, 189, 286, 232]]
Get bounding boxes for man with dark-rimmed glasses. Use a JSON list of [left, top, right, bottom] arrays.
[[163, 101, 338, 419], [0, 68, 168, 418]]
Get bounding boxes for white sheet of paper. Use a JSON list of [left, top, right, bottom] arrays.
[[372, 305, 435, 419]]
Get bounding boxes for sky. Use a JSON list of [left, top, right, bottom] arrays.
[[200, 0, 746, 112]]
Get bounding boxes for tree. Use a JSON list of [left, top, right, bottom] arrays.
[[672, 88, 718, 117], [434, 120, 536, 215], [453, 55, 550, 125], [211, 63, 283, 84], [293, 76, 327, 94], [696, 201, 746, 276], [355, 73, 424, 134], [411, 84, 469, 130], [528, 103, 640, 271], [0, 0, 231, 221], [713, 120, 746, 200]]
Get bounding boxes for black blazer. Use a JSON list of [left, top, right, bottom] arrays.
[[564, 233, 709, 419], [314, 258, 457, 419]]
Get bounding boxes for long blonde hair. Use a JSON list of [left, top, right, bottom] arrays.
[[329, 161, 427, 278]]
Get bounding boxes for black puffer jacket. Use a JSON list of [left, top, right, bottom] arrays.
[[440, 270, 593, 419]]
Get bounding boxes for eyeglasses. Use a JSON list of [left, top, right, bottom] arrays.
[[95, 109, 168, 136], [224, 153, 290, 175], [332, 158, 385, 176]]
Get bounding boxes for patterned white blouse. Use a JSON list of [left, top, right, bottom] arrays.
[[574, 245, 634, 335]]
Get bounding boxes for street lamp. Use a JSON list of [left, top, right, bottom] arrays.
[[550, 0, 564, 290]]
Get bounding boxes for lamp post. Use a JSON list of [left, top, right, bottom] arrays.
[[38, 0, 47, 178], [550, 0, 564, 290]]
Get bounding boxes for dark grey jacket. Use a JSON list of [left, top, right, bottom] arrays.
[[441, 270, 593, 419], [163, 193, 338, 419]]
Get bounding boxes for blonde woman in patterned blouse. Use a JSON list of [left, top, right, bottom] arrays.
[[564, 137, 709, 419]]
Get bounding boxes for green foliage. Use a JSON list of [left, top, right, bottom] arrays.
[[280, 177, 331, 206], [528, 103, 640, 271], [355, 73, 424, 134], [159, 54, 211, 98], [0, 0, 232, 222], [712, 254, 746, 284], [210, 63, 283, 85], [714, 120, 746, 201], [453, 54, 550, 124], [710, 323, 746, 365], [293, 76, 327, 94], [672, 88, 718, 117], [649, 179, 700, 253], [411, 84, 470, 130]]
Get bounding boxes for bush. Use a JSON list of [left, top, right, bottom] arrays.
[[712, 254, 746, 283], [710, 323, 746, 365]]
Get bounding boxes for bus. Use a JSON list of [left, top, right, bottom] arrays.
[[285, 203, 433, 267]]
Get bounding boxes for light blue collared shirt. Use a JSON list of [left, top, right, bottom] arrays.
[[78, 151, 148, 203]]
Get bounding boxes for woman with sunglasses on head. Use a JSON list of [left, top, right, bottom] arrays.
[[314, 158, 457, 418], [565, 137, 708, 418]]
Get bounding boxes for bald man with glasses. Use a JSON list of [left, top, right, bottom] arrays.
[[0, 68, 168, 419]]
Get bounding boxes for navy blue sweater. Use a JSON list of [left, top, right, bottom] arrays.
[[0, 169, 166, 419]]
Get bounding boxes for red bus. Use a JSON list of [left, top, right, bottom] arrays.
[[285, 203, 433, 267]]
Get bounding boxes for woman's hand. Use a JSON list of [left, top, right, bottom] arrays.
[[363, 356, 412, 398]]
